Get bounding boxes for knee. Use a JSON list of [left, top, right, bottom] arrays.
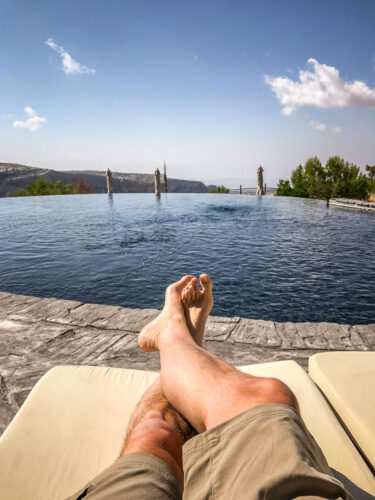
[[123, 410, 184, 457], [258, 377, 300, 412], [237, 376, 299, 413], [122, 410, 184, 481], [127, 410, 183, 448]]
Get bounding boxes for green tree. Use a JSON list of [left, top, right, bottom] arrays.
[[327, 156, 369, 199], [276, 156, 371, 201], [16, 178, 76, 196], [275, 179, 293, 196], [290, 164, 309, 198], [303, 157, 325, 198]]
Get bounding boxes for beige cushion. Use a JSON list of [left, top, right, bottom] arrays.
[[309, 351, 375, 469], [0, 366, 159, 500], [0, 362, 374, 499]]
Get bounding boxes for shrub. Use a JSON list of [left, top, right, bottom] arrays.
[[15, 178, 76, 196], [72, 176, 94, 194], [208, 185, 230, 193]]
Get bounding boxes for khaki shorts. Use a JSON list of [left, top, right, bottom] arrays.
[[67, 403, 351, 500]]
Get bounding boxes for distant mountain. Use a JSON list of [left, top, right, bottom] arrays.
[[0, 163, 208, 197]]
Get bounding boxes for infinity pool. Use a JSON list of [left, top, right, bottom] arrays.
[[0, 193, 374, 324]]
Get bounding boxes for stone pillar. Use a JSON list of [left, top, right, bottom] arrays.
[[106, 168, 113, 195], [164, 162, 168, 193], [155, 168, 161, 197], [240, 184, 242, 194], [256, 165, 264, 195], [264, 183, 267, 195]]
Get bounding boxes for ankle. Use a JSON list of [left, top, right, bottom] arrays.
[[158, 326, 194, 351]]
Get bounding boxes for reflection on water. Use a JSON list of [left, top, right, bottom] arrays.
[[0, 193, 374, 324], [107, 194, 114, 207]]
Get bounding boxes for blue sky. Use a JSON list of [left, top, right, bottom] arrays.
[[1, 0, 375, 186]]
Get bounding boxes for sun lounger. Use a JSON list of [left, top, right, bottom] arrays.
[[0, 361, 374, 499], [309, 352, 375, 471]]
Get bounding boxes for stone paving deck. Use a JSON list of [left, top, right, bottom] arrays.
[[0, 291, 374, 435]]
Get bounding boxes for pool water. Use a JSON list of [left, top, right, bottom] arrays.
[[0, 193, 374, 324]]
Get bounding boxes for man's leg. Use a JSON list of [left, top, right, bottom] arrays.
[[138, 274, 298, 433], [123, 275, 214, 478]]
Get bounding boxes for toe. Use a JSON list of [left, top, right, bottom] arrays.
[[192, 278, 200, 300], [182, 283, 192, 306], [176, 275, 195, 291], [200, 274, 212, 292], [187, 283, 195, 301], [167, 275, 195, 296]]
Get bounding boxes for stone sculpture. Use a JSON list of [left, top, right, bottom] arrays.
[[256, 165, 264, 195], [106, 168, 113, 195], [154, 168, 161, 197]]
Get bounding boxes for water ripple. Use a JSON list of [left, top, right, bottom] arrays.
[[0, 193, 374, 324]]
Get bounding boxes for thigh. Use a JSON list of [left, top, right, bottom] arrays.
[[66, 452, 182, 500], [182, 404, 351, 500]]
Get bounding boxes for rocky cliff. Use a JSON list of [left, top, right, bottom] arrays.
[[0, 163, 208, 196]]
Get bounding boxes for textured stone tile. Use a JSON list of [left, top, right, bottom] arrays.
[[0, 320, 73, 358], [0, 319, 25, 332], [317, 322, 353, 349], [39, 328, 101, 361], [52, 303, 122, 327], [93, 334, 139, 360], [7, 297, 80, 323], [0, 294, 42, 313], [204, 316, 240, 341], [232, 319, 281, 347], [0, 292, 12, 304], [27, 322, 75, 344], [275, 322, 306, 349], [350, 324, 375, 350], [92, 307, 159, 332], [293, 323, 329, 349]]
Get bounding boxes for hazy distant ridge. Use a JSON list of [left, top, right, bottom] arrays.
[[0, 163, 208, 196]]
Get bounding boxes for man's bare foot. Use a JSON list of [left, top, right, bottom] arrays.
[[138, 275, 194, 352], [182, 274, 213, 346]]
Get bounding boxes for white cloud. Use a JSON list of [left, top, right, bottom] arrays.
[[13, 107, 47, 132], [310, 121, 342, 134], [45, 38, 95, 75], [310, 121, 327, 133], [265, 58, 375, 115]]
